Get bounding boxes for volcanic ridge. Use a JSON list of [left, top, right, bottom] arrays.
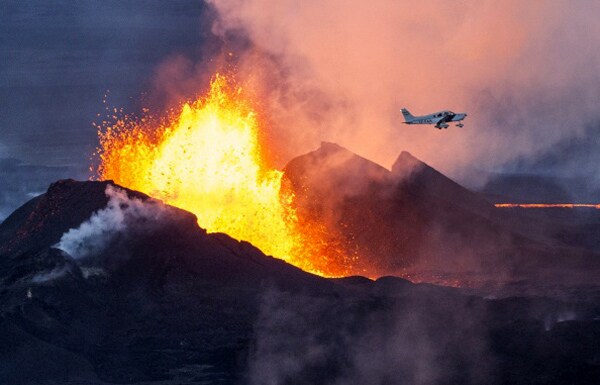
[[1, 144, 599, 384]]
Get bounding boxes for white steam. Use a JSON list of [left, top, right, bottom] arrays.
[[30, 265, 70, 283], [56, 185, 167, 260]]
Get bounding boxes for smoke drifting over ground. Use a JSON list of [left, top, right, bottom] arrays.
[[57, 185, 168, 260], [207, 0, 600, 186], [248, 286, 492, 385]]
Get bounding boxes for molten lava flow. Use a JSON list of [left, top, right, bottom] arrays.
[[495, 203, 600, 209], [95, 74, 349, 277]]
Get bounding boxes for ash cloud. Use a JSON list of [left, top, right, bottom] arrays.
[[56, 185, 168, 261], [206, 0, 600, 187]]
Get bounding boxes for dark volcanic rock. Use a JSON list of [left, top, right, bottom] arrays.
[[0, 179, 139, 256], [284, 143, 513, 275], [283, 142, 600, 282], [0, 179, 333, 384], [0, 179, 327, 289], [0, 178, 599, 385]]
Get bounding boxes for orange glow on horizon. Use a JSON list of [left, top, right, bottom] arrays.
[[495, 203, 600, 209]]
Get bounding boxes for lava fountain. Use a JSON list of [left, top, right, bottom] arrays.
[[94, 73, 348, 277]]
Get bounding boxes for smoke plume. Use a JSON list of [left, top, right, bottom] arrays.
[[248, 286, 492, 385], [56, 185, 167, 260], [206, 0, 600, 186]]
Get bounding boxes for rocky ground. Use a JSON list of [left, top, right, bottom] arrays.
[[0, 150, 599, 384]]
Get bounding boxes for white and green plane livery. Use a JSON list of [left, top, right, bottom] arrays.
[[401, 108, 467, 129]]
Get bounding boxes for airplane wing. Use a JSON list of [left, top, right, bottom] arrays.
[[450, 113, 467, 122], [435, 115, 451, 127]]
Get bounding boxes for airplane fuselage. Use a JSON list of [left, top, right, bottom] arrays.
[[401, 108, 467, 129]]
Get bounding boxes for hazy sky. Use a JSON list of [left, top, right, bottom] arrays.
[[1, 0, 599, 219], [0, 1, 212, 218], [207, 0, 600, 186], [1, 0, 210, 167]]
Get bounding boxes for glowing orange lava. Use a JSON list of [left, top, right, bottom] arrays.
[[495, 203, 600, 209], [94, 73, 349, 277]]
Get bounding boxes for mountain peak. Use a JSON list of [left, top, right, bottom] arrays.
[[0, 179, 198, 257], [391, 151, 428, 180], [319, 141, 347, 153], [284, 142, 391, 201]]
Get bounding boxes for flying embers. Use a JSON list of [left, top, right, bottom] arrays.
[[401, 108, 467, 129]]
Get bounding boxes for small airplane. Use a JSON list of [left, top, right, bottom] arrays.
[[401, 108, 467, 129]]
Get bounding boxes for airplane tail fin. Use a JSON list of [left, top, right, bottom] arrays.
[[401, 108, 415, 123]]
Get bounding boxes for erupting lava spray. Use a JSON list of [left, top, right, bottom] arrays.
[[94, 73, 349, 277]]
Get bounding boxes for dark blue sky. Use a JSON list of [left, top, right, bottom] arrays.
[[0, 1, 215, 218], [1, 0, 212, 167]]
